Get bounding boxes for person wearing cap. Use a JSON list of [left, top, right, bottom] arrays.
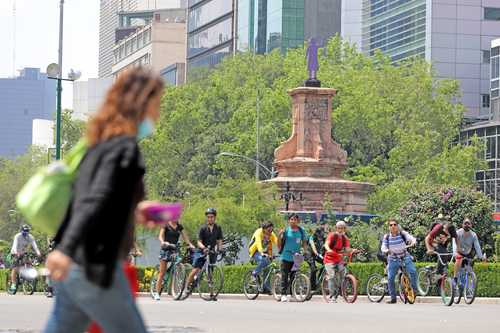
[[307, 220, 329, 292], [323, 220, 359, 303], [9, 224, 41, 293], [184, 208, 223, 297]]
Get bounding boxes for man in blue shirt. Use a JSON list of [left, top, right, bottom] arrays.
[[278, 214, 308, 302]]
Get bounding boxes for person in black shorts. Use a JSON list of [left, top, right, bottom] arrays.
[[152, 220, 195, 300], [184, 208, 223, 296]]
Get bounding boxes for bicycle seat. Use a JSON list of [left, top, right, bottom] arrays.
[[424, 265, 434, 270]]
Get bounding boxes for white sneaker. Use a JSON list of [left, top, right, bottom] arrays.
[[280, 295, 289, 302], [153, 292, 160, 301]]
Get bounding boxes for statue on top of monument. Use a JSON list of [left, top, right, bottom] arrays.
[[305, 38, 321, 87]]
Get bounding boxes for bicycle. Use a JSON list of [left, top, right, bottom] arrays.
[[5, 253, 38, 295], [417, 252, 455, 306], [394, 256, 416, 304], [271, 253, 311, 302], [149, 245, 187, 300], [366, 264, 402, 303], [179, 247, 225, 301], [321, 252, 358, 303], [243, 255, 279, 300], [454, 256, 478, 305], [303, 254, 325, 301]]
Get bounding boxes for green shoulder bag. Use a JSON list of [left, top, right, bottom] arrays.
[[16, 139, 88, 234]]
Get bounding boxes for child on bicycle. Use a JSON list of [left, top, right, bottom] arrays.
[[323, 220, 359, 303]]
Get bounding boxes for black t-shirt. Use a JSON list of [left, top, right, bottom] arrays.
[[311, 228, 327, 255], [198, 224, 223, 249], [163, 223, 184, 244]]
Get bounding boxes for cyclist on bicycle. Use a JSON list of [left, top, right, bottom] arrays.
[[425, 215, 458, 277], [278, 213, 308, 302], [323, 220, 358, 303], [307, 220, 329, 292], [152, 219, 195, 301], [452, 217, 486, 284], [9, 225, 41, 293], [184, 208, 223, 298], [380, 219, 418, 304], [248, 221, 278, 294]]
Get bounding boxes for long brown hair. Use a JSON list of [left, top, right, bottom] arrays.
[[86, 67, 164, 146]]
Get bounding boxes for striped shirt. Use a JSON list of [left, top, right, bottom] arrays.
[[381, 231, 415, 259]]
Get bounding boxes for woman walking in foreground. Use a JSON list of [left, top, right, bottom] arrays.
[[43, 67, 164, 333]]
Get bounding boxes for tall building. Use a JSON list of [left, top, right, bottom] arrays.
[[99, 0, 140, 78], [341, 0, 500, 121], [186, 0, 235, 79], [237, 0, 341, 54], [0, 68, 56, 158], [112, 9, 186, 77], [492, 38, 500, 120], [73, 78, 113, 120], [99, 0, 187, 78]]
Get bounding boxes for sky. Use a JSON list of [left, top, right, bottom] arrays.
[[0, 0, 100, 109]]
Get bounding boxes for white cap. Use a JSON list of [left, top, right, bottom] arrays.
[[336, 220, 347, 228]]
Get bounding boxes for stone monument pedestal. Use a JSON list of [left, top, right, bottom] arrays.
[[264, 87, 373, 214]]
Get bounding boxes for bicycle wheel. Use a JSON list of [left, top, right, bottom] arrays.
[[22, 279, 36, 295], [366, 273, 386, 303], [464, 271, 477, 305], [342, 274, 358, 303], [401, 274, 415, 304], [198, 265, 224, 301], [321, 275, 334, 303], [439, 276, 455, 306], [397, 272, 407, 303], [417, 269, 431, 296], [243, 270, 260, 300], [291, 273, 310, 302], [271, 273, 282, 301], [171, 263, 187, 300], [454, 274, 463, 304]]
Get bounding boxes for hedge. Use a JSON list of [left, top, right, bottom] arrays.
[[2, 263, 499, 297]]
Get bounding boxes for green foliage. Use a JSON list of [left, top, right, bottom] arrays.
[[141, 36, 483, 234], [397, 186, 495, 261], [347, 222, 384, 262], [61, 109, 86, 153], [494, 233, 500, 262]]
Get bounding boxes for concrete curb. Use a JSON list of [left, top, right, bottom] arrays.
[[136, 292, 500, 304]]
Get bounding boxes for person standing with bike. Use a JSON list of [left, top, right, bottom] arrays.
[[43, 67, 165, 333], [278, 214, 308, 302], [425, 215, 458, 277], [381, 219, 418, 304], [323, 220, 358, 303], [248, 221, 278, 294], [452, 218, 486, 283], [184, 208, 223, 299], [9, 225, 41, 294], [306, 220, 328, 293], [152, 220, 195, 300]]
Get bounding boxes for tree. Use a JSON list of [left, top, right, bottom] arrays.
[[396, 186, 495, 261], [61, 109, 86, 153]]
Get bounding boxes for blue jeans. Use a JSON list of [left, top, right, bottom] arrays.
[[43, 264, 147, 333], [387, 255, 418, 300], [252, 253, 271, 290]]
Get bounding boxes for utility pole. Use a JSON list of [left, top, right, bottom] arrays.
[[256, 87, 260, 181], [56, 0, 64, 160]]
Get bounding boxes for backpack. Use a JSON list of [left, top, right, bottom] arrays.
[[278, 226, 305, 254], [382, 231, 408, 250], [329, 233, 347, 251]]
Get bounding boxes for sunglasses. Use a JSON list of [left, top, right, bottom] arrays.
[[389, 223, 397, 227]]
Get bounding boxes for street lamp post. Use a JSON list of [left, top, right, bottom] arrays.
[[56, 0, 64, 160], [218, 152, 276, 180]]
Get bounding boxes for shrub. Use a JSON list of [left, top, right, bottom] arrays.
[[397, 186, 495, 261]]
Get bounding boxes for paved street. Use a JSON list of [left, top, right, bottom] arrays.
[[0, 294, 499, 333]]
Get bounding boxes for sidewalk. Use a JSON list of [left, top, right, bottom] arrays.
[[136, 292, 500, 304]]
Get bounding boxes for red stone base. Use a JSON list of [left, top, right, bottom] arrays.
[[263, 176, 373, 213]]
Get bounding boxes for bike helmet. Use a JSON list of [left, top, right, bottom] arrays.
[[205, 207, 217, 216], [21, 224, 30, 233]]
